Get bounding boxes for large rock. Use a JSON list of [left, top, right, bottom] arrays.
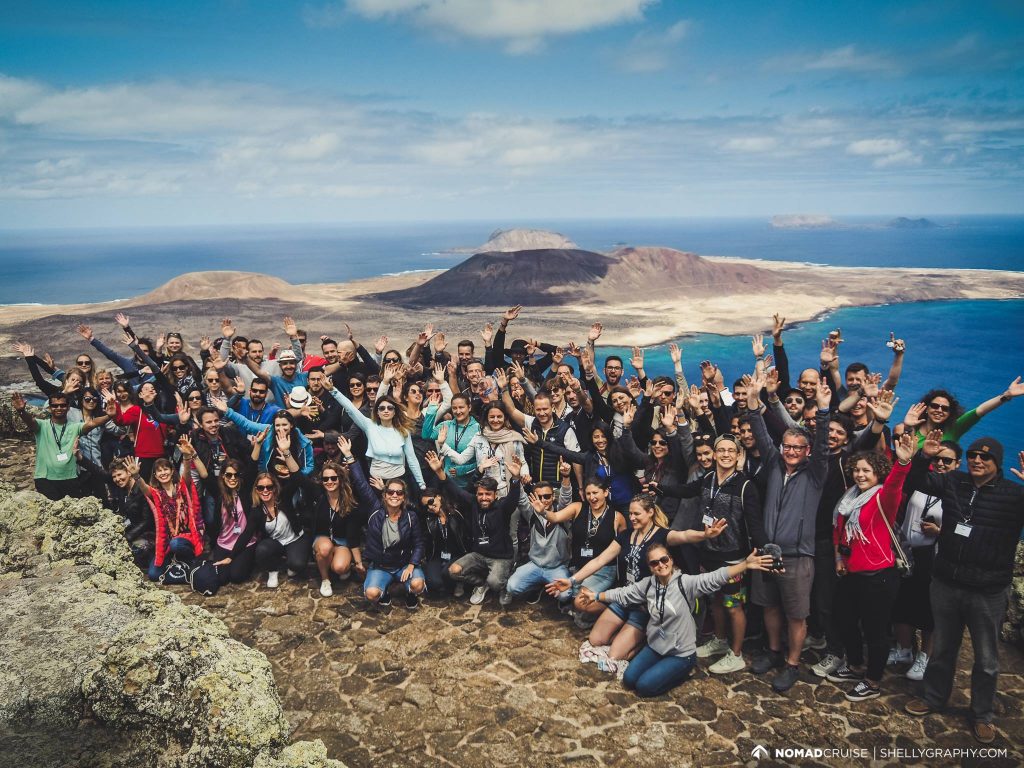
[[0, 482, 344, 768], [1004, 539, 1024, 645]]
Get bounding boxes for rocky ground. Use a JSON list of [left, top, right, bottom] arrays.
[[1, 434, 1021, 767]]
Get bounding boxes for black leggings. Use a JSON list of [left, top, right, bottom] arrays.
[[837, 568, 900, 682], [254, 533, 312, 576], [211, 544, 257, 585]]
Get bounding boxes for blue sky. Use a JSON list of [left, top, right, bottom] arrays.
[[1, 0, 1022, 227]]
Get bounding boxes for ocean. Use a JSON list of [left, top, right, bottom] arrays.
[[2, 216, 1022, 456]]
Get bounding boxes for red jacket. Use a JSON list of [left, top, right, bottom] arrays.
[[834, 460, 909, 573], [114, 403, 167, 459], [149, 473, 203, 567]]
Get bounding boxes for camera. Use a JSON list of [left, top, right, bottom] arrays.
[[757, 543, 784, 572]]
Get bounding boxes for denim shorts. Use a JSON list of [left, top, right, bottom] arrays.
[[364, 565, 427, 594], [570, 564, 617, 598], [331, 536, 349, 547], [607, 601, 650, 631]]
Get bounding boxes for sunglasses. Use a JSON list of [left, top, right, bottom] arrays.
[[256, 484, 275, 491], [932, 456, 957, 466], [650, 439, 668, 446], [425, 388, 441, 394], [76, 359, 91, 365], [784, 397, 803, 404], [349, 382, 364, 388], [384, 357, 401, 364], [535, 493, 553, 500], [385, 489, 405, 496], [648, 556, 672, 568], [367, 386, 379, 393], [377, 404, 395, 412], [82, 396, 98, 402], [927, 403, 951, 412], [188, 395, 203, 401], [50, 403, 69, 409], [171, 365, 188, 371], [223, 471, 239, 478], [966, 451, 994, 463], [322, 475, 339, 482]]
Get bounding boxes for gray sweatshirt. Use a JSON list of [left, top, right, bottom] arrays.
[[603, 566, 732, 657]]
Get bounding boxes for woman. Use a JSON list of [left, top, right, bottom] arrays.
[[70, 352, 98, 389], [311, 455, 363, 597], [419, 488, 469, 597], [462, 403, 526, 498], [325, 378, 427, 491], [827, 432, 916, 702], [14, 341, 86, 408], [903, 380, 1024, 447], [209, 458, 261, 585], [578, 544, 775, 696], [110, 456, 154, 570], [346, 373, 370, 413], [547, 494, 726, 674], [541, 477, 626, 628], [95, 368, 115, 393], [166, 352, 202, 399], [252, 472, 312, 588], [423, 394, 480, 488], [108, 380, 170, 480], [340, 438, 426, 608], [131, 440, 204, 581], [216, 400, 314, 475], [76, 387, 120, 501], [619, 404, 692, 524]]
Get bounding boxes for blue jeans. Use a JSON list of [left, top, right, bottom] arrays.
[[364, 565, 427, 597], [147, 537, 196, 580], [506, 561, 572, 601], [621, 645, 696, 698]]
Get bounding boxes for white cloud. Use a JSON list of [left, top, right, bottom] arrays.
[[617, 19, 691, 73], [723, 137, 777, 152], [766, 44, 899, 74], [281, 133, 342, 161], [847, 138, 905, 156], [339, 0, 657, 52]]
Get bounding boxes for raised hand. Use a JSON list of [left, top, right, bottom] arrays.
[[477, 455, 499, 471], [368, 475, 385, 491], [820, 339, 838, 369], [12, 341, 33, 358], [700, 360, 718, 385], [566, 341, 582, 359], [76, 324, 94, 342], [431, 360, 445, 382], [622, 402, 637, 427], [903, 402, 927, 428], [221, 318, 236, 338], [686, 384, 702, 412], [704, 517, 728, 539], [11, 392, 26, 411], [626, 377, 642, 400], [668, 342, 682, 365], [527, 492, 546, 513], [630, 346, 644, 371], [418, 324, 435, 346], [815, 378, 832, 410], [551, 347, 565, 365], [121, 330, 135, 347], [1005, 376, 1024, 399], [866, 389, 898, 422], [503, 305, 522, 323], [433, 332, 446, 353], [772, 313, 785, 341], [437, 422, 449, 444], [481, 322, 493, 346], [894, 431, 916, 463], [344, 323, 355, 342], [209, 395, 229, 413], [751, 333, 766, 358], [764, 368, 780, 395], [494, 368, 508, 389], [282, 316, 298, 338], [124, 456, 141, 477], [199, 335, 211, 351], [1010, 451, 1024, 482], [509, 360, 526, 381], [337, 435, 352, 457], [558, 458, 572, 478], [579, 345, 594, 374], [424, 450, 443, 473], [661, 404, 678, 430], [922, 428, 944, 457], [587, 322, 602, 342], [521, 427, 539, 444], [506, 454, 523, 478], [114, 312, 131, 328], [276, 431, 291, 452], [746, 548, 778, 572], [863, 372, 882, 399]]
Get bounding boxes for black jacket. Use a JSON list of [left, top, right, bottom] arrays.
[[443, 477, 521, 559], [422, 510, 470, 561], [907, 456, 1024, 591]]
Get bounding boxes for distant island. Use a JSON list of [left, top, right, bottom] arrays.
[[2, 227, 1023, 386], [770, 214, 841, 229], [887, 217, 938, 229]]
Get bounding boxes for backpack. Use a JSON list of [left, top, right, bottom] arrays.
[[158, 560, 192, 585], [189, 560, 222, 596]]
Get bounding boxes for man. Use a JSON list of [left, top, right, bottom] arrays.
[[13, 392, 111, 500], [744, 372, 831, 692], [428, 450, 523, 605], [296, 366, 343, 447], [904, 436, 1024, 745], [325, 327, 380, 394], [502, 388, 580, 486], [504, 480, 572, 608], [296, 328, 327, 371], [233, 378, 280, 426], [248, 347, 308, 406]]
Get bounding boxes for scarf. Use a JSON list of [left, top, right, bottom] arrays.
[[482, 426, 524, 462], [832, 484, 880, 544]]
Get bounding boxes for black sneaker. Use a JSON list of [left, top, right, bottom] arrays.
[[405, 592, 420, 610], [526, 589, 543, 605], [751, 649, 783, 675], [826, 665, 862, 683], [377, 590, 392, 607], [845, 681, 880, 702], [771, 664, 800, 693]]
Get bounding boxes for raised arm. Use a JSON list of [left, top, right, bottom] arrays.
[[973, 376, 1024, 418], [883, 334, 905, 391], [9, 393, 39, 434]]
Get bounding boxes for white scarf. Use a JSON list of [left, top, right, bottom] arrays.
[[832, 484, 880, 544]]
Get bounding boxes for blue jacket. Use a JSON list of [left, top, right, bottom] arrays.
[[350, 460, 425, 570], [223, 408, 314, 475], [421, 404, 480, 485]]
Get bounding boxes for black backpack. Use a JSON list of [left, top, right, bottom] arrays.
[[189, 561, 222, 596]]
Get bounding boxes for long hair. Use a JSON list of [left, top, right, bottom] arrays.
[[919, 389, 963, 421], [250, 472, 280, 507], [218, 458, 246, 503], [591, 421, 626, 469], [373, 394, 410, 437], [271, 411, 303, 465], [149, 458, 178, 488], [643, 427, 676, 477], [630, 493, 670, 529], [320, 461, 356, 516], [75, 353, 98, 388]]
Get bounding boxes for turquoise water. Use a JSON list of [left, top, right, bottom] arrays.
[[600, 299, 1024, 460]]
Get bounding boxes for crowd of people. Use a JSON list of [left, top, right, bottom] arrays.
[[10, 307, 1024, 744]]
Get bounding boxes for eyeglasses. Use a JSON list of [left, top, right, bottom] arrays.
[[927, 402, 951, 412], [223, 471, 239, 478], [932, 456, 957, 466], [784, 397, 803, 404], [377, 404, 395, 412], [647, 556, 671, 568], [256, 484, 275, 491], [76, 359, 91, 365], [322, 475, 339, 483], [966, 451, 995, 463], [781, 444, 809, 452], [605, 365, 623, 371], [385, 489, 405, 496], [535, 493, 553, 500]]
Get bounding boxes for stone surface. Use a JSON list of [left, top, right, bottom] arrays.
[[0, 479, 345, 768]]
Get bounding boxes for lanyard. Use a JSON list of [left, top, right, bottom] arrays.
[[453, 422, 468, 448], [654, 581, 668, 624], [586, 505, 606, 546], [50, 420, 69, 450], [710, 471, 736, 504], [626, 526, 656, 581]]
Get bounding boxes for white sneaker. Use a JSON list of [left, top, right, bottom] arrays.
[[803, 634, 827, 651], [887, 646, 913, 666], [453, 583, 465, 598], [287, 568, 298, 578], [696, 636, 730, 659], [812, 653, 845, 678], [906, 652, 929, 681], [709, 651, 746, 675], [469, 586, 489, 605], [319, 579, 333, 597], [266, 571, 280, 589]]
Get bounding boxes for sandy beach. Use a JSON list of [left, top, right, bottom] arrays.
[[1, 256, 1022, 385]]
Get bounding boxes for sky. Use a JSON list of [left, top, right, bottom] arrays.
[[1, 0, 1022, 228]]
